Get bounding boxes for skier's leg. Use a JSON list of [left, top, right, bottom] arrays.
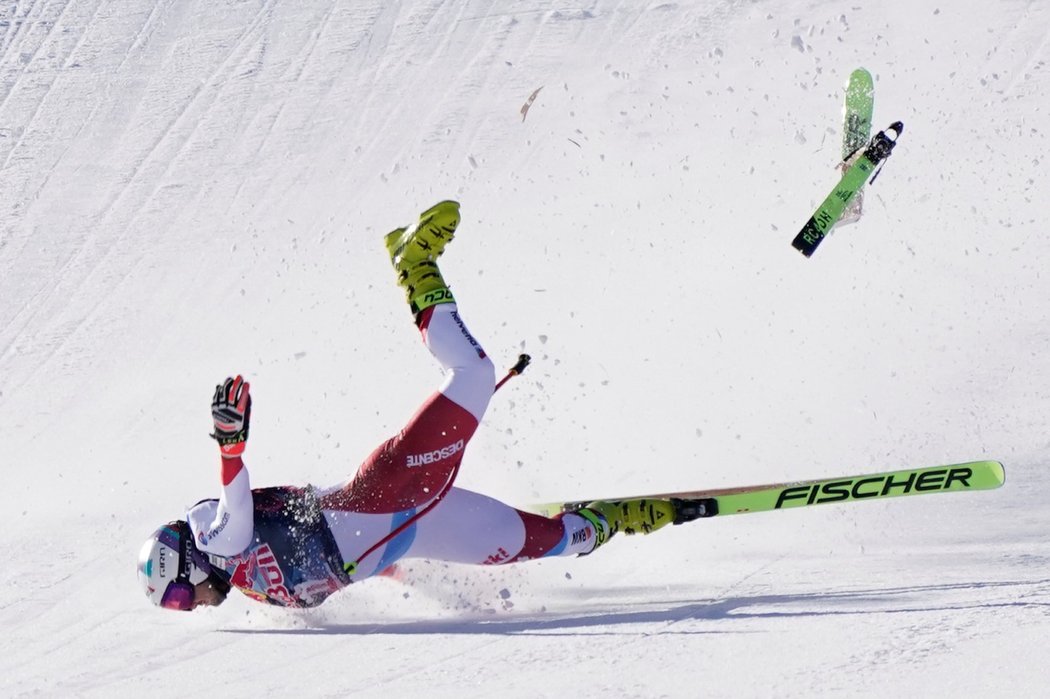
[[321, 487, 680, 578], [324, 488, 596, 580], [321, 485, 568, 579], [395, 487, 602, 564], [416, 303, 494, 423], [319, 201, 494, 515], [397, 490, 680, 564]]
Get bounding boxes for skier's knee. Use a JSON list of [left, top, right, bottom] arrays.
[[459, 353, 496, 401], [472, 353, 496, 391], [443, 355, 495, 421]]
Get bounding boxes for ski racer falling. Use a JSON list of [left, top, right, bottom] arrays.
[[138, 201, 679, 611]]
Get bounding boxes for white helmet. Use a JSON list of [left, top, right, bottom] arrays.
[[137, 520, 214, 611]]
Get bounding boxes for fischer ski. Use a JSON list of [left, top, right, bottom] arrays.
[[791, 120, 904, 257], [838, 68, 875, 226], [531, 460, 1005, 523]]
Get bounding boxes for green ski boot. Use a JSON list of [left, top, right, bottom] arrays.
[[384, 200, 460, 314], [576, 498, 678, 553]]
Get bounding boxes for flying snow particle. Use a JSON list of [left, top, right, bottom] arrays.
[[520, 87, 543, 121]]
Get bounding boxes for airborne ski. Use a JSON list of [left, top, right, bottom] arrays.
[[791, 120, 903, 257], [838, 68, 875, 226], [531, 460, 1004, 523]]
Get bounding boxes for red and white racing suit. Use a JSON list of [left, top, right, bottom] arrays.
[[187, 304, 598, 606]]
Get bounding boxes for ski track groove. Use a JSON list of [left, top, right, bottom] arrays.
[[442, 8, 527, 173], [0, 0, 36, 105], [114, 0, 280, 242], [234, 2, 373, 221], [123, 0, 280, 218], [288, 3, 336, 87], [0, 0, 84, 173], [418, 4, 482, 151], [234, 2, 337, 211], [1, 0, 281, 403], [0, 0, 26, 69], [63, 0, 274, 255], [102, 0, 172, 73], [0, 280, 57, 357], [0, 0, 93, 360], [0, 0, 146, 389], [1002, 2, 1050, 96], [28, 1, 289, 380], [55, 0, 105, 71], [65, 0, 273, 250], [278, 1, 340, 125], [301, 1, 391, 219], [0, 0, 68, 117], [25, 0, 152, 206], [358, 2, 480, 181], [0, 0, 37, 114]]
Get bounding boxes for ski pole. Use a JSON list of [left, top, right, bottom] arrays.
[[495, 353, 531, 392]]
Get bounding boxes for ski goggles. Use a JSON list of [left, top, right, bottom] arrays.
[[160, 526, 198, 611], [160, 580, 195, 611]]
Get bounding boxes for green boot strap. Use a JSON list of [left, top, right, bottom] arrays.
[[409, 286, 455, 314], [575, 508, 610, 553]]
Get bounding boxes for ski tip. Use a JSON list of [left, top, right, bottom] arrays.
[[958, 459, 1006, 488], [989, 460, 1006, 485], [846, 68, 874, 91]]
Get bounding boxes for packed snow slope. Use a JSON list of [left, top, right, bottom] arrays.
[[2, 0, 1048, 695]]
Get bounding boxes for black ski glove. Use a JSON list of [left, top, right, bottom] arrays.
[[210, 375, 251, 458]]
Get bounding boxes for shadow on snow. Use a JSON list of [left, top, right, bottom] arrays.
[[220, 577, 1050, 636]]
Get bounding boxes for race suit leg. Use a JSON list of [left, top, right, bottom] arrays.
[[393, 486, 600, 564], [319, 303, 496, 578]]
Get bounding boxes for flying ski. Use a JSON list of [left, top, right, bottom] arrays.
[[531, 460, 1005, 524], [791, 120, 904, 257]]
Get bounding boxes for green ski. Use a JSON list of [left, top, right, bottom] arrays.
[[843, 68, 875, 161], [791, 120, 903, 257], [531, 460, 1004, 522], [840, 68, 875, 226]]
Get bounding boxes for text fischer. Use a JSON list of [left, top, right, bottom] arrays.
[[774, 467, 974, 509]]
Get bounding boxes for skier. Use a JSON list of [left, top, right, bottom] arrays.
[[137, 201, 678, 611]]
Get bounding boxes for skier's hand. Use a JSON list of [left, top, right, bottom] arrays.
[[210, 375, 251, 458]]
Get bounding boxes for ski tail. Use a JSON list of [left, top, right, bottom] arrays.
[[532, 460, 1005, 520], [791, 120, 903, 257]]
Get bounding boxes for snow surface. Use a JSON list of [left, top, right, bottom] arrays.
[[2, 0, 1049, 695]]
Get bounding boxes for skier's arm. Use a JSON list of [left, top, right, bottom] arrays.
[[188, 376, 256, 556], [188, 455, 254, 555]]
